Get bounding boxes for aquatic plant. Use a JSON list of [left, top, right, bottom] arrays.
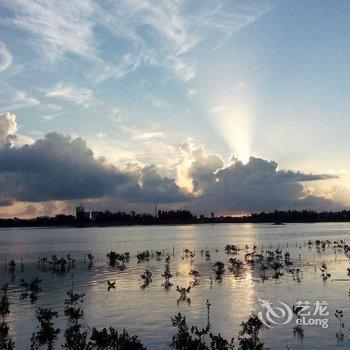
[[140, 270, 152, 288], [67, 254, 76, 270], [238, 313, 266, 350], [320, 262, 331, 281], [107, 280, 116, 291], [64, 323, 91, 350], [225, 244, 240, 255], [49, 255, 68, 274], [90, 327, 146, 349], [20, 277, 42, 303], [38, 257, 48, 271], [106, 251, 128, 269], [63, 290, 89, 349], [31, 307, 60, 349], [137, 251, 150, 262], [64, 290, 85, 322], [170, 303, 234, 350]]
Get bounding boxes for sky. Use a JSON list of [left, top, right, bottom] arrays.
[[0, 0, 349, 218]]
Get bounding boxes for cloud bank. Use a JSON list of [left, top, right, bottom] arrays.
[[0, 114, 342, 216]]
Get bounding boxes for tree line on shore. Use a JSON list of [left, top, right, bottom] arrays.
[[1, 209, 350, 227]]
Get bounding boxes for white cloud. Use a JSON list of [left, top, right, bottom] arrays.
[[1, 0, 275, 84], [1, 0, 96, 60], [145, 94, 169, 109], [0, 41, 13, 72], [0, 112, 17, 147], [0, 88, 40, 111], [133, 131, 164, 140], [46, 83, 93, 107]]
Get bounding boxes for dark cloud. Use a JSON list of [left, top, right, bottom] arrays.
[[0, 132, 189, 205], [117, 164, 190, 203], [180, 143, 338, 213]]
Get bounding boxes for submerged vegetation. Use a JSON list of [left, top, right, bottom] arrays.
[[1, 236, 349, 348]]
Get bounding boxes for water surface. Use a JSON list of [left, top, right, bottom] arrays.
[[0, 223, 349, 349]]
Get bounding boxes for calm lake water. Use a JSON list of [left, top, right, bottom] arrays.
[[0, 223, 349, 349]]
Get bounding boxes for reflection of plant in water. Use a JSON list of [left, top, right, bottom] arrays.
[[284, 252, 293, 266], [140, 270, 152, 289], [0, 284, 14, 349], [63, 290, 89, 349], [212, 262, 225, 280], [259, 262, 269, 281], [320, 262, 331, 281], [292, 305, 304, 342], [228, 258, 244, 277], [271, 261, 283, 279], [90, 327, 146, 349], [335, 309, 344, 341], [184, 249, 196, 262], [225, 244, 240, 255], [290, 268, 303, 283], [107, 280, 116, 291], [0, 322, 14, 349], [238, 314, 266, 350], [106, 251, 128, 269], [0, 284, 10, 323], [7, 260, 16, 279], [31, 307, 60, 350], [205, 250, 211, 261], [87, 254, 94, 269], [64, 290, 85, 322], [20, 277, 42, 303], [162, 256, 173, 289], [176, 285, 191, 305], [170, 301, 234, 350], [38, 257, 48, 271], [189, 270, 200, 286]]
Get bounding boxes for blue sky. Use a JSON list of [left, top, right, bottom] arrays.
[[0, 0, 349, 217]]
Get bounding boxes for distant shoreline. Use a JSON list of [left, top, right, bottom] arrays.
[[1, 209, 350, 228], [0, 220, 349, 230]]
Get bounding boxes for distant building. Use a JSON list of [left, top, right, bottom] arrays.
[[76, 204, 90, 221]]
